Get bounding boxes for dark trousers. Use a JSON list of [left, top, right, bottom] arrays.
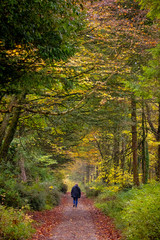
[[73, 197, 78, 207]]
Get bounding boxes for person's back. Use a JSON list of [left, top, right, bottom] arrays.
[[71, 184, 81, 207]]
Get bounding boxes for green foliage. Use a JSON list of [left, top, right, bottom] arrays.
[[95, 182, 160, 239], [85, 182, 106, 197], [46, 188, 61, 207], [0, 0, 85, 95], [122, 182, 160, 240], [0, 172, 23, 208], [95, 190, 124, 224], [137, 0, 160, 19], [0, 157, 65, 210], [16, 182, 61, 211], [0, 205, 35, 239], [28, 187, 47, 211], [60, 183, 68, 194], [0, 0, 84, 57], [85, 186, 100, 197]]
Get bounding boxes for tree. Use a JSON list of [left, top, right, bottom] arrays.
[[0, 0, 85, 161], [69, 0, 159, 186], [0, 0, 84, 93], [131, 94, 140, 186], [138, 0, 160, 19]]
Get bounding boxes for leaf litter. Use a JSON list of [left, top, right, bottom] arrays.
[[28, 193, 121, 240]]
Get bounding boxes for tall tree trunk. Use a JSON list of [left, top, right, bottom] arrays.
[[93, 135, 104, 160], [121, 135, 126, 173], [0, 94, 25, 161], [157, 103, 160, 180], [19, 157, 27, 182], [86, 164, 90, 183], [0, 106, 21, 160], [145, 142, 149, 181], [113, 127, 120, 168], [0, 113, 11, 147], [0, 96, 17, 147], [131, 94, 139, 186], [95, 165, 99, 178], [146, 102, 160, 180], [142, 98, 149, 184]]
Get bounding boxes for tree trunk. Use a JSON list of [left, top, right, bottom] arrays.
[[157, 103, 160, 180], [0, 94, 25, 161], [0, 96, 17, 147], [0, 106, 21, 160], [19, 157, 27, 182], [86, 164, 90, 183], [142, 99, 149, 184], [146, 101, 160, 180], [95, 165, 99, 178], [113, 127, 120, 168], [145, 142, 149, 181], [0, 113, 11, 147], [131, 94, 139, 186], [121, 135, 125, 173]]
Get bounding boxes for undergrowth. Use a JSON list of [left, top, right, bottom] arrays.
[[94, 181, 160, 240], [0, 205, 35, 239]]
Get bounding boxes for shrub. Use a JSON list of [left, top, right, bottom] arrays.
[[85, 181, 106, 198], [16, 183, 47, 211], [60, 183, 68, 194], [16, 182, 62, 211], [0, 188, 22, 208], [95, 182, 160, 240], [40, 182, 61, 207], [28, 189, 47, 211], [0, 179, 62, 211], [0, 178, 23, 208], [121, 183, 160, 240], [95, 190, 124, 223], [46, 188, 61, 206], [85, 186, 101, 197], [0, 205, 35, 239]]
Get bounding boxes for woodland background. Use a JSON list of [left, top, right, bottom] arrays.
[[0, 0, 160, 239]]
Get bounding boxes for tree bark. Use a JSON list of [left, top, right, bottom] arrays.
[[121, 135, 126, 173], [157, 103, 160, 180], [86, 164, 90, 183], [131, 94, 139, 186], [0, 113, 11, 147], [0, 96, 17, 147], [0, 94, 25, 161], [146, 102, 160, 180], [95, 165, 99, 178], [93, 135, 104, 160], [0, 106, 21, 160], [19, 157, 27, 182], [113, 127, 120, 168], [142, 99, 148, 184]]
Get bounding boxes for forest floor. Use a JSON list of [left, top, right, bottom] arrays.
[[29, 193, 121, 240]]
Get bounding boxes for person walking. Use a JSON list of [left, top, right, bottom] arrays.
[[71, 183, 81, 207]]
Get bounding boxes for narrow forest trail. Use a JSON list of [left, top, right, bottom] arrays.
[[30, 193, 121, 240]]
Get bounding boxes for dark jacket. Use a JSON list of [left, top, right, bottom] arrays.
[[71, 185, 81, 198]]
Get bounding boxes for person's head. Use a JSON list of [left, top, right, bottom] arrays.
[[75, 183, 78, 186]]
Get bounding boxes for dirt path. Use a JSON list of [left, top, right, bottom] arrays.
[[30, 193, 121, 240], [48, 194, 98, 240]]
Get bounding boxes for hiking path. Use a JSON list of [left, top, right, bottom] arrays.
[[30, 193, 121, 240]]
